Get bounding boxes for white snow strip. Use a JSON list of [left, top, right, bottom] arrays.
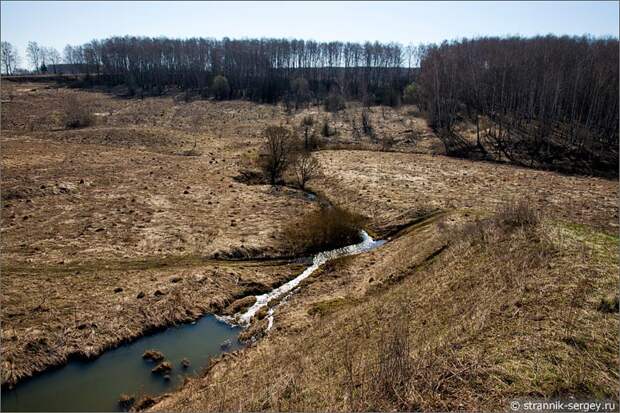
[[221, 230, 385, 328], [266, 308, 275, 331]]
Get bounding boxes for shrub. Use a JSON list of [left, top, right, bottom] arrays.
[[212, 75, 230, 100], [495, 199, 539, 229], [451, 199, 543, 247], [372, 317, 412, 405], [597, 295, 619, 313], [259, 126, 294, 185], [381, 135, 396, 151], [351, 118, 361, 140], [380, 87, 401, 108], [321, 118, 334, 137], [324, 92, 346, 112], [63, 95, 93, 129], [301, 115, 314, 127], [183, 89, 192, 102], [233, 168, 265, 185], [282, 206, 366, 254]]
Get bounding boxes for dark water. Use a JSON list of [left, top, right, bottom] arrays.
[[1, 315, 242, 412]]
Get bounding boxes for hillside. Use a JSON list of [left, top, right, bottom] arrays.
[[153, 206, 619, 411]]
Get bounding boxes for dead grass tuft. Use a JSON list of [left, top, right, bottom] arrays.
[[63, 95, 93, 129], [142, 350, 164, 362], [118, 394, 135, 411], [371, 316, 412, 408], [494, 198, 540, 229], [308, 297, 359, 318], [598, 295, 619, 314], [179, 148, 202, 157]]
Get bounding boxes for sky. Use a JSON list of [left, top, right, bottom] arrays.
[[2, 1, 619, 68]]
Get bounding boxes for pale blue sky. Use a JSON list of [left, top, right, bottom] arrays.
[[2, 1, 618, 68]]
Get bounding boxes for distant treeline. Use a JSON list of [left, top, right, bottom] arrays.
[[54, 35, 619, 176], [417, 35, 619, 176], [63, 37, 412, 104]]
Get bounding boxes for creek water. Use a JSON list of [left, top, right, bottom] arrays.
[[224, 230, 385, 327], [1, 316, 242, 412], [1, 231, 384, 412]]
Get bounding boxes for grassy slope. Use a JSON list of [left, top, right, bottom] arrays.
[[153, 210, 619, 412]]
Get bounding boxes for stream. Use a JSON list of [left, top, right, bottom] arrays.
[[1, 231, 384, 412], [222, 230, 384, 327]]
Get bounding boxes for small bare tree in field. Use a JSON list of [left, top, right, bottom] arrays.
[[180, 115, 202, 156], [292, 150, 322, 190], [321, 117, 334, 137], [260, 126, 294, 185]]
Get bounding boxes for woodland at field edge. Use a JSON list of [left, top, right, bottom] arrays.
[[11, 35, 620, 177]]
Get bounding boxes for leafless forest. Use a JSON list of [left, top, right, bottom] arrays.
[[3, 35, 618, 177], [418, 36, 619, 176], [7, 35, 618, 176]]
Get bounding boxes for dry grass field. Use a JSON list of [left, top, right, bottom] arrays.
[[155, 207, 619, 412], [1, 80, 617, 410]]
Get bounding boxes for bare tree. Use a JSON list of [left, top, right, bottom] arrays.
[[1, 42, 19, 75], [63, 45, 74, 64], [62, 44, 83, 74], [60, 36, 405, 105], [292, 151, 322, 190], [26, 41, 41, 73], [260, 126, 294, 185], [46, 47, 61, 73], [404, 43, 418, 82], [418, 35, 618, 176], [291, 77, 311, 109], [300, 115, 315, 150]]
